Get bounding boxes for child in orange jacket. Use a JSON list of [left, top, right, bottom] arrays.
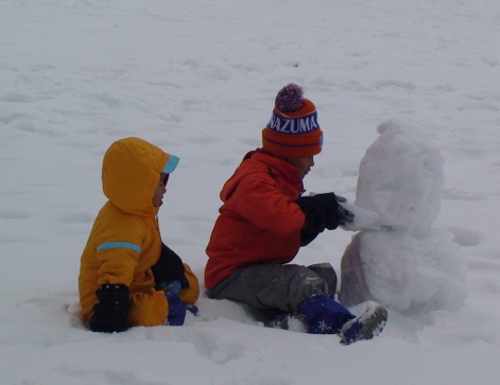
[[205, 84, 387, 344], [79, 137, 199, 332]]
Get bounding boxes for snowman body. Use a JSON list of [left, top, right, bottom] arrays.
[[339, 121, 466, 314]]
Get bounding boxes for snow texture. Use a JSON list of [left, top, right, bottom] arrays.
[[340, 121, 467, 313], [1, 0, 500, 384]]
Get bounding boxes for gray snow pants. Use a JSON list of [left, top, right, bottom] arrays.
[[206, 262, 337, 314]]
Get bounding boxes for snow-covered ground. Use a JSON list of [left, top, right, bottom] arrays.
[[1, 0, 499, 384]]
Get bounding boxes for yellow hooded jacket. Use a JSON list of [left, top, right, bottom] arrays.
[[79, 137, 198, 327]]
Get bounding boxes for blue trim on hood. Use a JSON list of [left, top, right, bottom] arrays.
[[163, 155, 180, 174]]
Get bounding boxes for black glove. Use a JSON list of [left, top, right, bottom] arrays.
[[295, 193, 355, 246], [152, 243, 190, 291], [295, 196, 327, 246], [337, 203, 355, 226], [89, 284, 130, 333], [310, 193, 354, 228]]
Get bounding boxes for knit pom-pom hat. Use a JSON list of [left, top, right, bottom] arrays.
[[262, 84, 323, 158]]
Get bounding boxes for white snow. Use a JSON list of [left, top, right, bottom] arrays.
[[1, 0, 500, 384], [354, 120, 446, 236], [339, 120, 467, 314]]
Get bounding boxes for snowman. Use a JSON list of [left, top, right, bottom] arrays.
[[336, 120, 467, 314]]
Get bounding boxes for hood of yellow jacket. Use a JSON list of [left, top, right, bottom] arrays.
[[102, 137, 173, 217]]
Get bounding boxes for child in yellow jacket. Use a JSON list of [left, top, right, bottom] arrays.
[[79, 137, 199, 332]]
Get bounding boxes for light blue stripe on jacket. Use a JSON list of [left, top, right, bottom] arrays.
[[97, 242, 141, 253]]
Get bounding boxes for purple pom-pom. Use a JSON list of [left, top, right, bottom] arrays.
[[275, 84, 304, 112]]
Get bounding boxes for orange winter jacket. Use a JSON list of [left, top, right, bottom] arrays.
[[205, 150, 307, 289], [79, 137, 198, 327]]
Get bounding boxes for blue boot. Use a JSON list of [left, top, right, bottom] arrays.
[[339, 301, 388, 345], [300, 294, 355, 334]]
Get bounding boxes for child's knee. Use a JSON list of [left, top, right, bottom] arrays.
[[127, 290, 168, 327], [307, 262, 337, 295], [289, 266, 329, 311]]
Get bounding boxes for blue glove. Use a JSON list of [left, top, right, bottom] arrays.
[[158, 280, 182, 295], [165, 291, 186, 326]]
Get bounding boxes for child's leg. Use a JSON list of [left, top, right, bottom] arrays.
[[207, 264, 329, 313], [307, 262, 337, 295], [127, 289, 169, 327]]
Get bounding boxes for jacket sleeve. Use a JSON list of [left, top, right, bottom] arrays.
[[96, 245, 140, 287], [94, 217, 168, 327], [234, 175, 305, 236]]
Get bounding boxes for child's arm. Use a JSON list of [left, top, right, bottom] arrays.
[[295, 193, 355, 246], [234, 176, 305, 236], [151, 243, 190, 291], [89, 244, 139, 332]]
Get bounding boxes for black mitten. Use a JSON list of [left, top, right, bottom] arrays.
[[309, 193, 346, 229], [308, 193, 355, 228], [89, 284, 130, 333], [152, 243, 189, 291], [294, 196, 328, 246], [337, 204, 355, 226], [295, 193, 355, 246], [328, 194, 355, 225]]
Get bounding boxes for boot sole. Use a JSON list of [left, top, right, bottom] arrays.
[[340, 306, 388, 345]]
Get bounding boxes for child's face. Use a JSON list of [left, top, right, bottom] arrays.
[[284, 156, 315, 181], [153, 173, 169, 207]]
